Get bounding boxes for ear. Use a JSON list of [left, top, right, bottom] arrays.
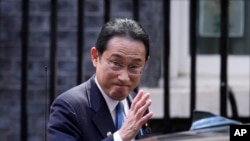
[[90, 47, 99, 67]]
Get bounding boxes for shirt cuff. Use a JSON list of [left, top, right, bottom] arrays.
[[113, 131, 123, 141]]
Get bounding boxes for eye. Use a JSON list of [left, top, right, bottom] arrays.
[[111, 61, 121, 66], [128, 65, 139, 69], [111, 61, 123, 67]]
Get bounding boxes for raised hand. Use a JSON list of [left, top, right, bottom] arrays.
[[119, 90, 153, 141]]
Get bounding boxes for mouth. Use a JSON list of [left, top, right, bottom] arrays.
[[114, 84, 125, 87], [114, 83, 129, 88], [114, 82, 129, 85]]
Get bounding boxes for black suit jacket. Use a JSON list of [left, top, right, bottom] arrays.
[[47, 75, 151, 141]]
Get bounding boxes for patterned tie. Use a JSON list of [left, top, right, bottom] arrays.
[[116, 102, 124, 130]]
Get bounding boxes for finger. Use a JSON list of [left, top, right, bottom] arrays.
[[136, 99, 152, 118], [133, 93, 150, 112], [139, 111, 153, 126], [130, 90, 144, 110]]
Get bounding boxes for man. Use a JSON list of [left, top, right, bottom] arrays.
[[47, 18, 153, 141]]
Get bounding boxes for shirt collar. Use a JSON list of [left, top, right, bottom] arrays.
[[94, 76, 118, 113]]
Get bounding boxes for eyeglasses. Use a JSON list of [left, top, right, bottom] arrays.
[[101, 56, 144, 77]]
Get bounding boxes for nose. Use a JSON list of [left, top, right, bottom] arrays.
[[117, 68, 130, 82]]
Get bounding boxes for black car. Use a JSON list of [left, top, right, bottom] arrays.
[[137, 110, 244, 141]]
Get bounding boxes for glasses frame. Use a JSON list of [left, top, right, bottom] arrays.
[[100, 55, 144, 77]]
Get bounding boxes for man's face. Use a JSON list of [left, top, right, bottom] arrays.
[[91, 36, 147, 100]]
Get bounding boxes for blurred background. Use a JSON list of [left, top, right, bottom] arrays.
[[0, 0, 249, 141]]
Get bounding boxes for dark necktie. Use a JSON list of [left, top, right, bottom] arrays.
[[116, 102, 124, 130]]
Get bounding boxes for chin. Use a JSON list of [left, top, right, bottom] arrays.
[[111, 95, 126, 101], [111, 89, 129, 100]]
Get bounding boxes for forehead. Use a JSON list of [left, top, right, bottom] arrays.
[[104, 37, 146, 61]]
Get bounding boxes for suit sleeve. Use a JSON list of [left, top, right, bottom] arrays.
[[47, 98, 82, 141]]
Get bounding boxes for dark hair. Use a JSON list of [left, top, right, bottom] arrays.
[[95, 18, 150, 60]]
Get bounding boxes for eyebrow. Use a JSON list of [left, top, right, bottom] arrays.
[[110, 54, 143, 62]]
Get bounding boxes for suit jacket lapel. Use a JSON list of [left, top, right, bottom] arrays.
[[88, 77, 116, 138]]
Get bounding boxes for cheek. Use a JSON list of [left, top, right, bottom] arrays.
[[99, 69, 116, 83], [131, 77, 141, 88], [100, 72, 117, 92]]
